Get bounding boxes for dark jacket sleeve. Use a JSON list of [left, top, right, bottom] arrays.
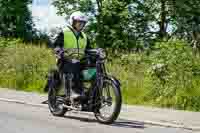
[[85, 37, 92, 49], [53, 31, 64, 48]]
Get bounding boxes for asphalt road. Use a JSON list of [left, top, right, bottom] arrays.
[[0, 100, 194, 133]]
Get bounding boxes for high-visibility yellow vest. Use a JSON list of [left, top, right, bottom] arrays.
[[63, 26, 87, 59]]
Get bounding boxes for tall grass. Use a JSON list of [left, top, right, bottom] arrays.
[[1, 38, 200, 111], [0, 38, 56, 93], [106, 52, 150, 105], [107, 40, 200, 111]]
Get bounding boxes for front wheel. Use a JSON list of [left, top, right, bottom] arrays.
[[94, 78, 122, 124]]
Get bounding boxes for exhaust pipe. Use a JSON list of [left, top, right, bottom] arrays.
[[63, 104, 82, 111]]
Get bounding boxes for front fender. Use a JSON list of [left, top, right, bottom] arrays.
[[104, 75, 121, 88]]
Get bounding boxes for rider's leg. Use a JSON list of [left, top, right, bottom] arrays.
[[72, 72, 83, 94], [60, 59, 83, 99], [44, 68, 61, 92]]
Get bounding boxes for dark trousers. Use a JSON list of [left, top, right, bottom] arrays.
[[44, 58, 86, 93], [57, 58, 83, 94]]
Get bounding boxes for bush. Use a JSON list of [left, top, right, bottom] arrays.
[[106, 51, 150, 105], [106, 39, 200, 111], [1, 38, 200, 111], [0, 37, 22, 48], [0, 39, 56, 93], [147, 39, 200, 111]]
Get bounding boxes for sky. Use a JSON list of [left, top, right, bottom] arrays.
[[31, 0, 66, 33]]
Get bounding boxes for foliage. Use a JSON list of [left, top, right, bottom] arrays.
[[52, 0, 200, 50], [0, 38, 56, 92], [106, 39, 200, 111], [1, 38, 200, 111], [0, 0, 34, 40], [0, 0, 200, 111], [147, 39, 200, 110]]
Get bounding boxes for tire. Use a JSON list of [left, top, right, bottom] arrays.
[[94, 78, 122, 124], [48, 78, 67, 117]]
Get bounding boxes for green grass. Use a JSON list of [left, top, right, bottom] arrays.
[[0, 39, 56, 93], [1, 38, 200, 111]]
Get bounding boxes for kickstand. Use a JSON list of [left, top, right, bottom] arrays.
[[41, 100, 48, 104]]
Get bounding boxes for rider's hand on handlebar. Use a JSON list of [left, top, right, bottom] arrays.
[[54, 47, 64, 59]]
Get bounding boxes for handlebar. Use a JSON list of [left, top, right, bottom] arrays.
[[54, 48, 106, 60]]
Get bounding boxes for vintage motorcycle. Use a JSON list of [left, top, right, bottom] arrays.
[[47, 48, 122, 124]]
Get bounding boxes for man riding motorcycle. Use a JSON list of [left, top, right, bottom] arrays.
[[44, 11, 92, 100], [45, 12, 122, 124]]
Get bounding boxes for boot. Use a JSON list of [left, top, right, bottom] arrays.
[[71, 87, 85, 100]]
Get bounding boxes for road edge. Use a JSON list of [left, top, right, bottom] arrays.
[[0, 97, 199, 131]]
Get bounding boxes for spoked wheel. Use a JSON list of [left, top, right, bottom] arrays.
[[48, 79, 67, 116], [94, 78, 122, 124]]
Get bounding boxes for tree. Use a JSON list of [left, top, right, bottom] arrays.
[[0, 0, 34, 40], [52, 0, 200, 49], [53, 0, 133, 49]]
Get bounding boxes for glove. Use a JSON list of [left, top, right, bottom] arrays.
[[54, 47, 64, 59]]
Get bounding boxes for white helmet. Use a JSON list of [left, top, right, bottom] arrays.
[[69, 11, 88, 26]]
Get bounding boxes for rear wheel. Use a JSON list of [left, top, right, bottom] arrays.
[[94, 78, 122, 124]]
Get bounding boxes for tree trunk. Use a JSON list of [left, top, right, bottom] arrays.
[[159, 0, 167, 39], [95, 0, 103, 46]]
